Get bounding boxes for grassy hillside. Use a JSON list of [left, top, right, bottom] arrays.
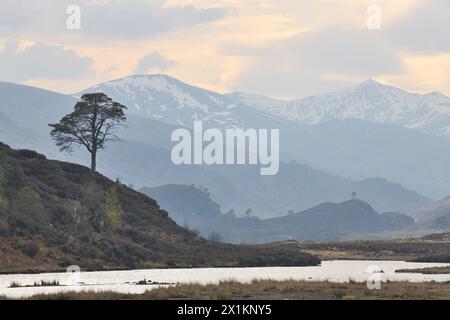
[[0, 143, 319, 273]]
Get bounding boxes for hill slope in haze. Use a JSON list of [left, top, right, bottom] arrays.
[[208, 161, 430, 218], [264, 200, 415, 241], [141, 185, 415, 243], [0, 143, 319, 272], [408, 196, 450, 223]]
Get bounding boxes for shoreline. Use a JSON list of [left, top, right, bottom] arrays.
[[3, 280, 450, 300], [1, 258, 450, 276]]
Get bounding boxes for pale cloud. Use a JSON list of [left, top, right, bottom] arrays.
[[0, 39, 92, 82], [382, 54, 450, 95], [135, 52, 176, 73], [387, 0, 450, 54], [79, 0, 228, 40], [0, 0, 228, 40], [231, 28, 404, 98]]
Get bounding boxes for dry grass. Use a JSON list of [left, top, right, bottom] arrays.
[[396, 266, 450, 274], [4, 280, 450, 300], [299, 238, 450, 262]]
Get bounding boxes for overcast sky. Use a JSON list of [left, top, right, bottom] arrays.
[[0, 0, 449, 98]]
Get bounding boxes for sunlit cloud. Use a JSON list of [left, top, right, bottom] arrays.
[[0, 0, 448, 97], [382, 54, 450, 95]]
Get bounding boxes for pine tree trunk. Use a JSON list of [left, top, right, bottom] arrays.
[[90, 150, 97, 174]]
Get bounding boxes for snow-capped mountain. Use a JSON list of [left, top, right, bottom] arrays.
[[228, 80, 450, 137], [77, 74, 287, 129], [79, 75, 450, 137]]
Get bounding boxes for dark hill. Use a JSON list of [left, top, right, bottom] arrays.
[[265, 200, 415, 241], [0, 143, 319, 273]]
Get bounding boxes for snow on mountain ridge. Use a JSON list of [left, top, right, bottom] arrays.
[[90, 75, 212, 114], [78, 74, 288, 129], [229, 79, 450, 137], [79, 75, 450, 136], [79, 75, 245, 127]]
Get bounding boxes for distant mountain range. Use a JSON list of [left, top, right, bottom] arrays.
[[230, 79, 450, 137], [80, 75, 450, 138], [3, 76, 450, 219], [141, 184, 416, 243]]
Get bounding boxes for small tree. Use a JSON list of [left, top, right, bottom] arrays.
[[105, 185, 122, 228], [49, 93, 127, 174]]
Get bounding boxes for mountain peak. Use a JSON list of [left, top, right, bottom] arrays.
[[355, 79, 388, 92], [93, 74, 180, 90], [361, 79, 381, 86], [427, 90, 447, 99], [77, 74, 249, 128]]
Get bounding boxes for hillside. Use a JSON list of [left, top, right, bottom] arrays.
[[0, 143, 319, 273], [408, 196, 450, 223]]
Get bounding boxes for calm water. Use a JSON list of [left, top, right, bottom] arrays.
[[1, 260, 450, 298]]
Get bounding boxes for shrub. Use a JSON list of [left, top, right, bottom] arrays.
[[15, 149, 46, 160], [0, 215, 9, 236], [9, 282, 21, 288], [5, 166, 24, 191], [21, 243, 40, 257], [0, 194, 9, 210], [8, 186, 47, 234], [0, 168, 9, 210]]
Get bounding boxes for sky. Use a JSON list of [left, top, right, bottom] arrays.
[[0, 0, 449, 99]]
